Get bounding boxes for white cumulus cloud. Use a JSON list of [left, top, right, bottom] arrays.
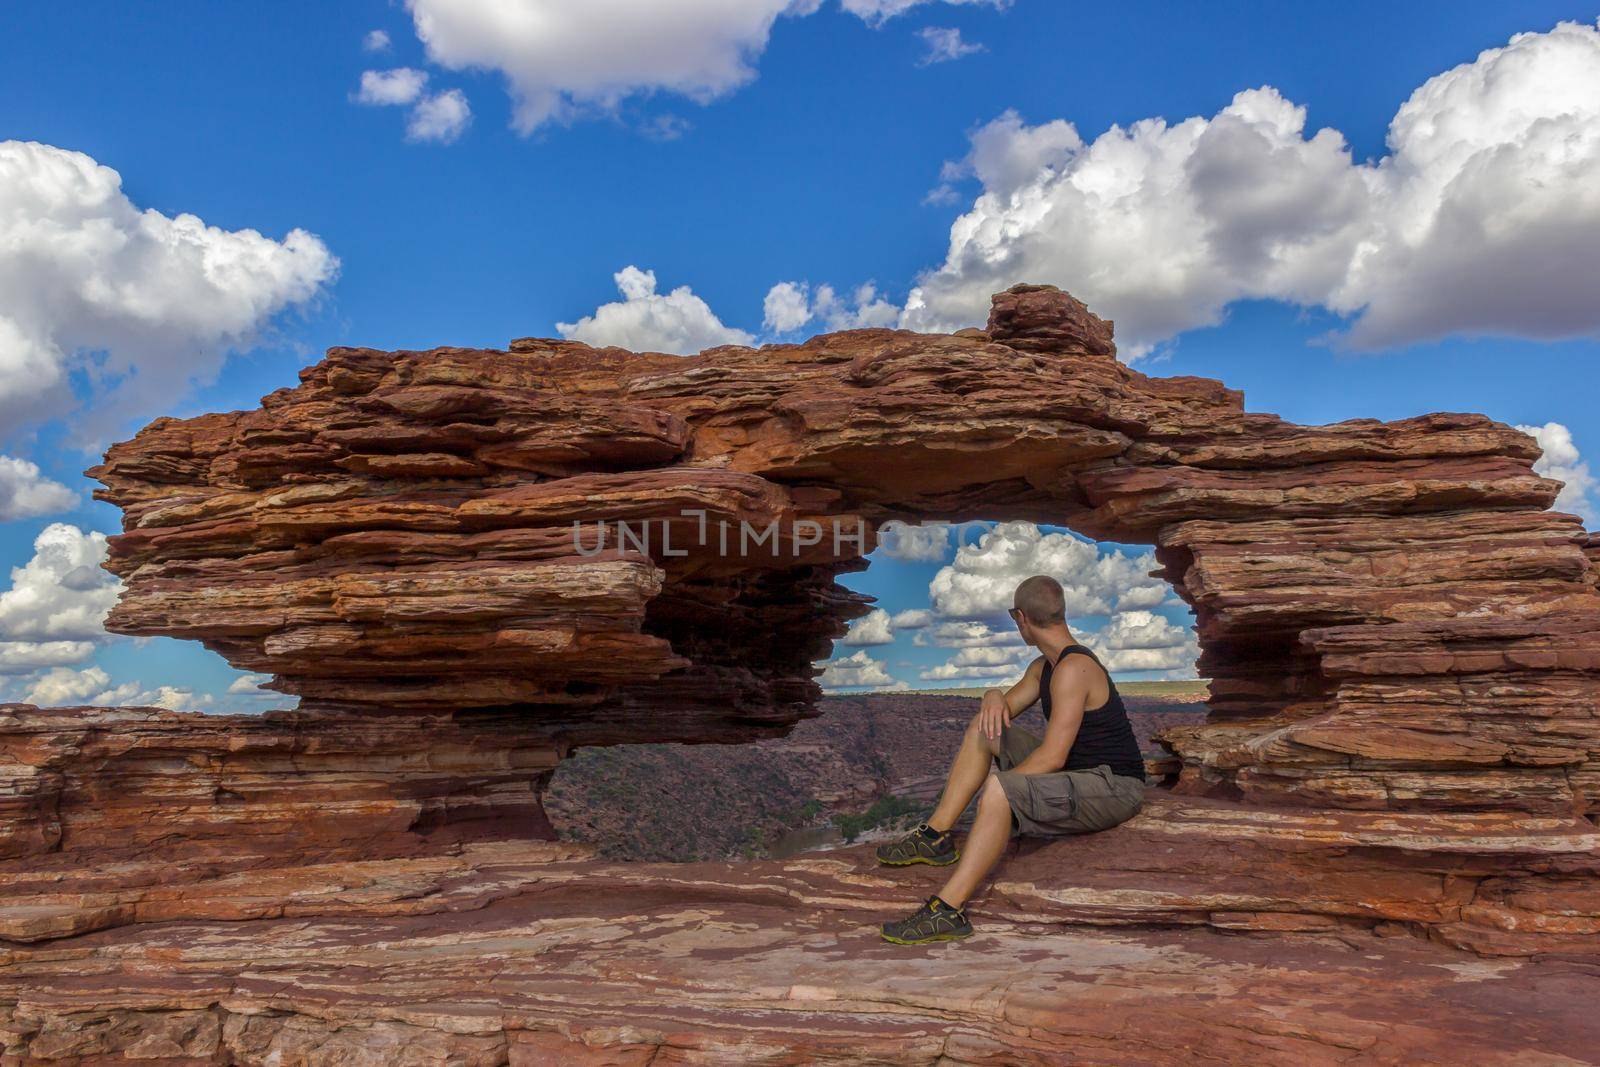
[[875, 521, 953, 562], [762, 281, 813, 333], [1082, 610, 1199, 675], [558, 266, 753, 354], [406, 0, 805, 133], [0, 141, 337, 434], [918, 663, 1020, 682], [407, 88, 473, 143], [913, 619, 1023, 648], [363, 29, 393, 53], [0, 523, 122, 643], [356, 70, 471, 145], [0, 640, 96, 675], [903, 20, 1600, 357], [129, 684, 213, 712], [403, 0, 1008, 134], [917, 26, 984, 66], [840, 607, 895, 646], [228, 672, 274, 695], [928, 521, 1170, 619], [0, 457, 76, 521], [919, 642, 1029, 682], [357, 68, 430, 106], [1518, 421, 1598, 525], [761, 280, 901, 333], [0, 523, 121, 678], [22, 664, 112, 705], [18, 665, 217, 711], [819, 648, 907, 692]]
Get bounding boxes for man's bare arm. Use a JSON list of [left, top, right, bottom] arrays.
[[1010, 659, 1092, 774], [977, 657, 1044, 739]]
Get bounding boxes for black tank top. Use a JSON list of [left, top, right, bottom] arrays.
[[1039, 644, 1146, 781]]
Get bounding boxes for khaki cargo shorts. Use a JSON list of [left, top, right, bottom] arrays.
[[993, 724, 1145, 838]]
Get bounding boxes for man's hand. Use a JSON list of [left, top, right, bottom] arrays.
[[979, 687, 1011, 739]]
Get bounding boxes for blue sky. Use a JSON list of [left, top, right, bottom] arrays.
[[1, 1, 1597, 708]]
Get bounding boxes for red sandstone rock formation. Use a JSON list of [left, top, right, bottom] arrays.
[[88, 284, 1599, 818], [2, 704, 1597, 1063], [5, 703, 1594, 953], [1, 285, 1594, 1063]]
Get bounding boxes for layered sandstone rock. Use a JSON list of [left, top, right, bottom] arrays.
[[0, 703, 575, 942], [4, 705, 1596, 953], [88, 285, 1599, 818], [1, 704, 1596, 1063], [5, 287, 1599, 1059], [9, 855, 1596, 1065]]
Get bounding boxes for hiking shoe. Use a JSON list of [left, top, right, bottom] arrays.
[[875, 823, 958, 867], [880, 895, 973, 944]]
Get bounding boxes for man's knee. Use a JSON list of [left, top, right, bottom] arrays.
[[966, 712, 1002, 757], [978, 773, 1009, 815]]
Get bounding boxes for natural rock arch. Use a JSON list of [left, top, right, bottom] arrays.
[[3, 286, 1595, 1050], [91, 284, 1600, 820]]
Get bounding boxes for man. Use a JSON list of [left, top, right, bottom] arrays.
[[875, 574, 1147, 944]]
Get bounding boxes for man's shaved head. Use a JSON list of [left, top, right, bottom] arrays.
[[1013, 575, 1066, 627]]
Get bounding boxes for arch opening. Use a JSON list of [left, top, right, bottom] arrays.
[[818, 518, 1199, 700]]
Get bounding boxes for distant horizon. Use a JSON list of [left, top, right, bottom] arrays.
[[831, 678, 1213, 697]]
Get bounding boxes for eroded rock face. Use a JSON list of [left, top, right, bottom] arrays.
[[88, 285, 1599, 817], [0, 703, 570, 941]]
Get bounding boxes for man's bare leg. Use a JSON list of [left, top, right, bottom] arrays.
[[935, 774, 1011, 907], [925, 715, 1000, 834]]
